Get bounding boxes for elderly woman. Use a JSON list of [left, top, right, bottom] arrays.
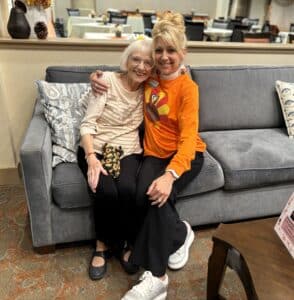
[[78, 38, 154, 280]]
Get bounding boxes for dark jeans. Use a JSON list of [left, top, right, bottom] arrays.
[[129, 152, 204, 276], [77, 147, 142, 248]]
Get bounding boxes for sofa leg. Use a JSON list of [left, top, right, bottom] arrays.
[[33, 245, 56, 254]]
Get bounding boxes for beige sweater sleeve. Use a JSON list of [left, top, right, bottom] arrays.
[[80, 91, 107, 136]]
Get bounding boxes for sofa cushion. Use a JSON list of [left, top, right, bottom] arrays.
[[45, 65, 190, 83], [191, 66, 294, 131], [46, 65, 120, 83], [178, 150, 224, 198], [275, 80, 294, 138], [52, 163, 92, 209], [36, 81, 90, 167], [201, 128, 294, 190]]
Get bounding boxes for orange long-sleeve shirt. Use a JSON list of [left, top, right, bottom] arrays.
[[143, 73, 206, 177]]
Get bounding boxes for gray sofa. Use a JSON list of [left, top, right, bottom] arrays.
[[20, 65, 294, 250]]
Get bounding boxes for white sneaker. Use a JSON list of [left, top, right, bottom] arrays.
[[121, 271, 168, 300], [168, 220, 194, 270]]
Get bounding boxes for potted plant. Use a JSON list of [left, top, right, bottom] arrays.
[[114, 24, 122, 38], [101, 14, 108, 25]]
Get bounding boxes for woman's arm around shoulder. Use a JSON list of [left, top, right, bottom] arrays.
[[90, 70, 109, 95]]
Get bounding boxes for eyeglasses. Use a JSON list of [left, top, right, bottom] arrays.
[[129, 55, 154, 70]]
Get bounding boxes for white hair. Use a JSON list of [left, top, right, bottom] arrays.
[[120, 38, 153, 72]]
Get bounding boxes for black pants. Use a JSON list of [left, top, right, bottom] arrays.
[[78, 147, 142, 248], [129, 152, 204, 276]]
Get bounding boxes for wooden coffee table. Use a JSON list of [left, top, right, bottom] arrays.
[[207, 217, 294, 300]]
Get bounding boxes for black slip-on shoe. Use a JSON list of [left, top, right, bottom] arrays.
[[89, 250, 111, 280], [119, 248, 140, 275]]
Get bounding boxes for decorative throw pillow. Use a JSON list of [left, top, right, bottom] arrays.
[[276, 80, 294, 138], [36, 81, 91, 167]]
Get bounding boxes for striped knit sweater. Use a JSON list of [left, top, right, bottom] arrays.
[[80, 72, 143, 157]]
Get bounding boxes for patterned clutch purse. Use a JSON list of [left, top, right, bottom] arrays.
[[101, 143, 123, 178]]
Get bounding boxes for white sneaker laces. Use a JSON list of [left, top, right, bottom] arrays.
[[172, 245, 185, 258]]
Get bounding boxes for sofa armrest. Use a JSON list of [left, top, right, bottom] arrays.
[[20, 112, 53, 247]]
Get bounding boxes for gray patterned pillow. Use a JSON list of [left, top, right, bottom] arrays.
[[36, 81, 91, 167], [276, 80, 294, 138]]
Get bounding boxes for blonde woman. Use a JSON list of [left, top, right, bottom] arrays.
[[91, 12, 206, 299]]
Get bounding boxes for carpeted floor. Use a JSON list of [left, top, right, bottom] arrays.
[[0, 184, 246, 300]]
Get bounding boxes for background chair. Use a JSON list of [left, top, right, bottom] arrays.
[[184, 15, 193, 22], [289, 34, 294, 43], [142, 13, 154, 37], [231, 29, 244, 42], [230, 23, 250, 31], [243, 32, 272, 43], [228, 19, 243, 29], [126, 15, 144, 34], [185, 20, 204, 41], [242, 18, 259, 27], [66, 8, 80, 16], [290, 23, 294, 32], [54, 18, 66, 37], [230, 23, 250, 42], [212, 19, 229, 29], [262, 20, 271, 32], [109, 14, 127, 25]]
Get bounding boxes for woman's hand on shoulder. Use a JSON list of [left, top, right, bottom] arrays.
[[90, 70, 109, 95], [87, 155, 108, 193], [147, 172, 175, 207]]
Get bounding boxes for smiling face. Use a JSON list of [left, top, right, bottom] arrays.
[[126, 50, 153, 85], [153, 38, 185, 76]]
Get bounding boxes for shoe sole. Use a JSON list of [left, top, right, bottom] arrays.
[[89, 266, 106, 280], [168, 222, 195, 270], [122, 290, 167, 300], [154, 292, 167, 300], [89, 271, 105, 280], [120, 259, 140, 275]]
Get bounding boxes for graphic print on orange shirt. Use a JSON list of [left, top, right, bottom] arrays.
[[145, 79, 170, 126]]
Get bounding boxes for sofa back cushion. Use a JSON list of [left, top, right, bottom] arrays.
[[46, 65, 119, 83], [191, 66, 294, 131]]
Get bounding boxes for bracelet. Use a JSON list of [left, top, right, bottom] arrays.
[[165, 169, 179, 180], [85, 152, 95, 160]]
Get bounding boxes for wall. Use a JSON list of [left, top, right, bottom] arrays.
[[248, 0, 267, 24], [72, 0, 95, 9], [95, 0, 217, 16], [55, 0, 71, 25], [49, 0, 218, 19], [0, 0, 10, 37], [270, 1, 294, 31], [229, 0, 251, 18], [215, 0, 230, 19], [0, 67, 16, 168], [0, 38, 294, 169]]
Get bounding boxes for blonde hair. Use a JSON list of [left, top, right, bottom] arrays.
[[120, 38, 153, 72], [152, 11, 187, 52]]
